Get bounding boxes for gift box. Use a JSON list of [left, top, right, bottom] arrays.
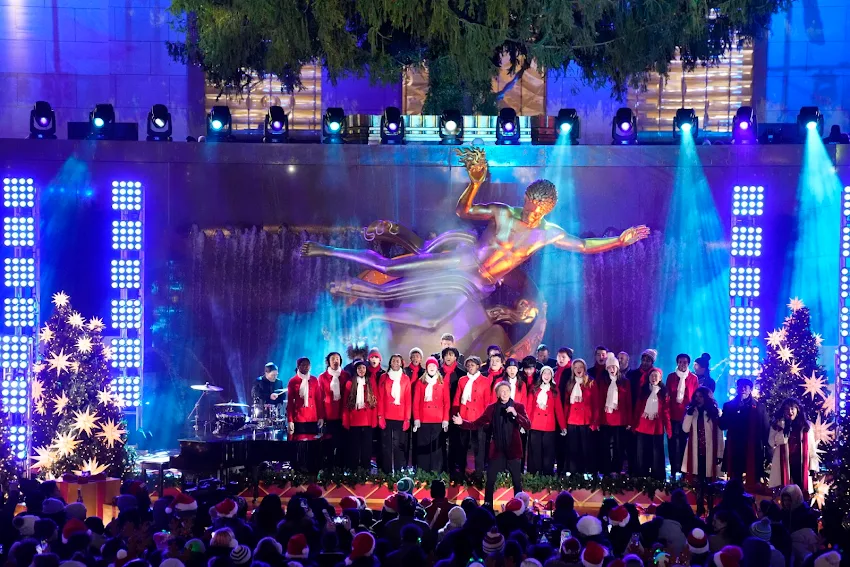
[[57, 477, 121, 523]]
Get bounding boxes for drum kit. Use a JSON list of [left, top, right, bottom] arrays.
[[187, 382, 287, 437]]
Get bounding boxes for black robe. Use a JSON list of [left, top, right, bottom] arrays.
[[719, 396, 770, 481]]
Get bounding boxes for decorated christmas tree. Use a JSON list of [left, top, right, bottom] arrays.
[[30, 291, 127, 478], [756, 297, 835, 507]]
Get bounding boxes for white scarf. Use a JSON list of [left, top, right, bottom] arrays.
[[570, 376, 584, 404], [327, 367, 341, 401], [423, 372, 438, 402], [508, 376, 518, 400], [297, 372, 310, 407], [536, 383, 550, 410], [461, 372, 480, 405], [675, 369, 689, 404], [355, 376, 366, 409], [643, 385, 661, 419], [387, 368, 403, 406], [605, 374, 619, 413]]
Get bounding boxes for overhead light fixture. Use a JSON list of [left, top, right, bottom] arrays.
[[146, 104, 172, 141], [29, 101, 56, 139], [323, 107, 345, 144], [611, 108, 637, 145], [89, 104, 116, 139], [380, 107, 404, 145], [439, 109, 463, 145], [264, 106, 288, 143], [206, 106, 232, 141], [555, 109, 580, 144], [496, 107, 520, 145], [797, 106, 823, 139], [732, 106, 757, 144], [673, 108, 698, 139]]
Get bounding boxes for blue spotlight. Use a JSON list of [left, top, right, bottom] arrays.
[[323, 107, 346, 144], [206, 106, 232, 141], [439, 109, 463, 145], [555, 109, 580, 144], [797, 106, 824, 139], [673, 108, 698, 140]]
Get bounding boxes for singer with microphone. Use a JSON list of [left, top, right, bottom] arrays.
[[452, 380, 530, 508]]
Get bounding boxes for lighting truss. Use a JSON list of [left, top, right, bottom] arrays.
[[3, 177, 39, 465], [837, 186, 850, 420]]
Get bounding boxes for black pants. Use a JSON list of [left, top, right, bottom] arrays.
[[486, 454, 522, 507], [293, 440, 320, 473], [625, 429, 638, 474], [636, 432, 666, 480], [567, 425, 594, 474], [669, 419, 686, 475], [456, 428, 487, 474], [347, 426, 373, 470], [322, 420, 345, 470], [599, 425, 626, 474], [415, 423, 443, 472], [441, 428, 451, 472], [527, 430, 557, 475], [380, 420, 408, 473]]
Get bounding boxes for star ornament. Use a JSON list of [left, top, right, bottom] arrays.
[[102, 345, 114, 361], [32, 362, 45, 375], [31, 377, 43, 402], [790, 362, 802, 376], [96, 418, 127, 448], [76, 336, 93, 354], [39, 325, 54, 343], [812, 413, 836, 446], [767, 329, 786, 348], [52, 392, 69, 415], [74, 457, 108, 477], [814, 333, 824, 348], [87, 317, 105, 332], [34, 399, 46, 416], [30, 445, 56, 471], [47, 348, 73, 376], [97, 388, 115, 406], [788, 297, 805, 312], [778, 346, 794, 363], [811, 479, 832, 509], [67, 312, 85, 329], [802, 370, 828, 400], [822, 391, 836, 416], [51, 430, 81, 458], [71, 407, 101, 436], [51, 291, 70, 308]]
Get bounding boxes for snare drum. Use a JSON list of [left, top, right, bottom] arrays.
[[214, 411, 246, 435]]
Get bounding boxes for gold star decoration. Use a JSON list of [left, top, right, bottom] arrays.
[[74, 457, 108, 477], [31, 377, 43, 402], [822, 390, 836, 416], [96, 388, 115, 406], [812, 413, 836, 446], [51, 430, 81, 458], [102, 345, 114, 361], [801, 370, 828, 400], [51, 291, 70, 308], [69, 360, 80, 374], [52, 392, 69, 415], [87, 317, 105, 332], [790, 362, 802, 376], [30, 446, 56, 471], [39, 325, 54, 343], [70, 407, 101, 436], [778, 346, 794, 363], [766, 329, 786, 348], [32, 362, 45, 375], [47, 348, 72, 376], [811, 478, 831, 509], [788, 297, 805, 311], [34, 399, 46, 416], [67, 312, 85, 329], [76, 336, 93, 354], [814, 333, 824, 347], [96, 419, 127, 448]]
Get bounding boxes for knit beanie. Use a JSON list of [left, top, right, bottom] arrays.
[[814, 552, 842, 567], [641, 349, 658, 363], [286, 534, 309, 559], [688, 528, 709, 554], [750, 518, 771, 542], [560, 537, 581, 562], [425, 356, 439, 369], [41, 498, 64, 516], [483, 528, 506, 554], [580, 541, 607, 567], [230, 545, 252, 565], [115, 495, 138, 513], [396, 477, 415, 494], [347, 532, 376, 565], [13, 514, 38, 536], [185, 539, 207, 554], [409, 348, 424, 360], [65, 502, 87, 521], [368, 348, 382, 361], [713, 545, 743, 567], [576, 515, 603, 538]]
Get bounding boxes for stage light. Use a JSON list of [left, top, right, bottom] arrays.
[[732, 185, 764, 216], [263, 106, 288, 143], [732, 107, 757, 144], [146, 104, 172, 141], [797, 106, 823, 138], [673, 109, 698, 139], [728, 345, 761, 377], [555, 109, 580, 143], [729, 267, 761, 297], [3, 298, 36, 328], [111, 181, 142, 211], [612, 108, 637, 145], [89, 104, 115, 139], [111, 299, 142, 329], [112, 220, 142, 250], [3, 217, 35, 247], [111, 338, 142, 368], [380, 107, 405, 145], [206, 106, 232, 141], [3, 178, 35, 209], [111, 259, 141, 289], [496, 107, 520, 145], [731, 226, 763, 257], [729, 306, 761, 337], [323, 107, 346, 144], [0, 336, 30, 369], [29, 101, 56, 139], [439, 110, 464, 145], [3, 258, 35, 288]]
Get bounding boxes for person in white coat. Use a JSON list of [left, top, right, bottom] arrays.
[[769, 398, 819, 494], [681, 387, 724, 516]]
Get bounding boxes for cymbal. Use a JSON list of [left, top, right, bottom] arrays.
[[215, 402, 249, 408], [191, 383, 223, 392]]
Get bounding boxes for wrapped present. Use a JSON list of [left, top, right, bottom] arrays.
[[57, 477, 121, 522]]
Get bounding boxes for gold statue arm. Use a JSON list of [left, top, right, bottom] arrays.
[[550, 225, 651, 254], [455, 146, 497, 221]]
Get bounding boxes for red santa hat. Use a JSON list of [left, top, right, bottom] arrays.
[[560, 537, 581, 562], [713, 546, 744, 567], [340, 496, 360, 511], [304, 484, 323, 499], [383, 494, 399, 513], [688, 528, 709, 555], [425, 356, 440, 369], [346, 532, 375, 565], [576, 515, 603, 538], [580, 541, 607, 567], [608, 506, 629, 528], [504, 498, 525, 516], [215, 499, 238, 518], [173, 493, 198, 514], [286, 534, 309, 559], [368, 348, 382, 361], [62, 518, 89, 544]]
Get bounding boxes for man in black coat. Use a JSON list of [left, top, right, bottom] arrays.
[[719, 378, 770, 488]]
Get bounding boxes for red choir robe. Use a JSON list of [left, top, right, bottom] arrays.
[[286, 374, 325, 441], [528, 386, 566, 432], [377, 372, 412, 429], [452, 373, 491, 422], [318, 369, 350, 422], [342, 377, 378, 428], [666, 371, 699, 422], [413, 377, 450, 424], [594, 376, 632, 427]]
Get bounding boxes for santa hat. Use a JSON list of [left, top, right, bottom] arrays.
[[286, 534, 309, 559], [425, 356, 439, 369], [576, 515, 603, 538], [368, 348, 382, 361], [515, 492, 531, 512], [62, 518, 89, 543], [13, 515, 37, 536], [122, 480, 145, 497], [346, 532, 376, 565], [304, 484, 323, 499], [814, 552, 842, 567], [688, 528, 709, 555], [641, 349, 658, 362], [173, 492, 197, 514], [383, 494, 399, 513], [340, 496, 360, 511], [713, 546, 743, 567], [504, 498, 525, 516], [608, 506, 629, 528], [580, 541, 607, 567], [215, 499, 238, 518], [409, 348, 424, 360], [560, 537, 581, 562], [356, 496, 368, 509]]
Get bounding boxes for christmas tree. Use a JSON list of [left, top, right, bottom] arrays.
[[30, 291, 127, 478], [756, 297, 835, 507]]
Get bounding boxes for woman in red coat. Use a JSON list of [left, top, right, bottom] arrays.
[[412, 356, 450, 472], [377, 354, 412, 473], [318, 351, 350, 470], [527, 366, 566, 475], [666, 353, 699, 478], [595, 353, 632, 475], [632, 368, 672, 480], [343, 361, 378, 470], [559, 358, 596, 475]]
